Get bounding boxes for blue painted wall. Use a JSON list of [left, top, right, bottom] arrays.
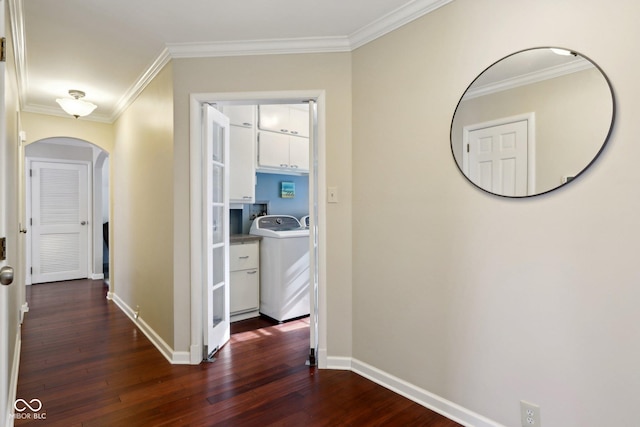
[[232, 172, 309, 234], [256, 173, 309, 219]]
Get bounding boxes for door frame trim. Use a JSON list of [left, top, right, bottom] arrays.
[[189, 90, 327, 366], [462, 112, 536, 196]]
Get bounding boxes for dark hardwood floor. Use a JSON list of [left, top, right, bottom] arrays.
[[15, 280, 460, 426]]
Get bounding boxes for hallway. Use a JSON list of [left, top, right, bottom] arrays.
[[15, 280, 460, 426]]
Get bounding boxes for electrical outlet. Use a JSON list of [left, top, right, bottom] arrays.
[[520, 401, 540, 426], [134, 305, 140, 319]]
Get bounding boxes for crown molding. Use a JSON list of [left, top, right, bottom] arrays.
[[110, 48, 172, 122], [21, 103, 113, 123], [7, 0, 28, 109], [462, 58, 595, 100], [167, 36, 352, 59], [349, 0, 454, 50]]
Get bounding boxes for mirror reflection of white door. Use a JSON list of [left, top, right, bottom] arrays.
[[463, 118, 531, 197], [203, 104, 230, 360], [31, 161, 89, 283]]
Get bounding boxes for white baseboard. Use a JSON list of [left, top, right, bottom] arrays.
[[20, 303, 29, 324], [172, 351, 191, 364], [190, 344, 203, 365], [318, 348, 328, 369], [347, 358, 504, 427], [325, 355, 352, 370], [230, 310, 260, 322], [110, 293, 190, 365], [5, 329, 22, 427], [91, 273, 105, 280]]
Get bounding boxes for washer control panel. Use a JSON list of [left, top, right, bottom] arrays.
[[255, 215, 302, 231]]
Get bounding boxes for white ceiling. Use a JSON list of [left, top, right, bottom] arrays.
[[10, 0, 453, 122]]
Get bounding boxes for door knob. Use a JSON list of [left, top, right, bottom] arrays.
[[0, 266, 14, 286], [81, 221, 87, 226]]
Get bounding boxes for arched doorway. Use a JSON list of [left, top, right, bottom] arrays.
[[24, 137, 110, 287]]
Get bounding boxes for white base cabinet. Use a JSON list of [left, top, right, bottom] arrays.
[[230, 241, 260, 321]]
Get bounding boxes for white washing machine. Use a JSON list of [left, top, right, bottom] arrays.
[[249, 215, 310, 322]]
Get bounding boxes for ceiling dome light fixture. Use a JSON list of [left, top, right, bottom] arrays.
[[56, 89, 97, 118]]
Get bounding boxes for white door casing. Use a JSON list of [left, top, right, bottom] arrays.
[[463, 113, 535, 197], [203, 104, 231, 359], [31, 161, 90, 283]]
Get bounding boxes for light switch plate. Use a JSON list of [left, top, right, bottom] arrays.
[[328, 186, 338, 203]]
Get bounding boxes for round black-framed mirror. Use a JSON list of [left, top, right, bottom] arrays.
[[450, 47, 615, 198]]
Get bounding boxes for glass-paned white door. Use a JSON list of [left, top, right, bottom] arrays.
[[203, 104, 230, 360]]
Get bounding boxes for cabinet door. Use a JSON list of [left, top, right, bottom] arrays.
[[230, 242, 259, 271], [230, 269, 259, 314], [289, 135, 309, 172], [229, 125, 256, 203], [288, 106, 309, 138], [223, 105, 255, 127], [258, 105, 290, 134], [258, 131, 290, 169]]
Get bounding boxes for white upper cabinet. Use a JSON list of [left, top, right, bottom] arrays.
[[224, 105, 256, 128], [257, 131, 309, 173], [288, 136, 310, 172], [288, 106, 310, 138], [258, 104, 309, 138], [222, 105, 256, 203]]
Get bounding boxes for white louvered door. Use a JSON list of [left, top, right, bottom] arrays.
[[31, 162, 89, 283]]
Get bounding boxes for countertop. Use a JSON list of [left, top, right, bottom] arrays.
[[230, 234, 262, 244]]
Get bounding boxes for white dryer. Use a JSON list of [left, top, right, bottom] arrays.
[[249, 215, 310, 322]]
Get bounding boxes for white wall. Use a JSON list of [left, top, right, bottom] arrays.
[[112, 63, 175, 349], [351, 0, 640, 426], [21, 111, 114, 152]]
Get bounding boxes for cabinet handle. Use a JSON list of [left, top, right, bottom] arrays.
[[247, 270, 258, 275], [238, 256, 249, 259], [242, 122, 252, 127], [291, 165, 298, 168], [290, 131, 298, 135], [280, 163, 288, 167], [242, 196, 252, 199], [280, 129, 289, 133]]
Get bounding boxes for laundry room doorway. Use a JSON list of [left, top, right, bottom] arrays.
[[189, 90, 326, 367]]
